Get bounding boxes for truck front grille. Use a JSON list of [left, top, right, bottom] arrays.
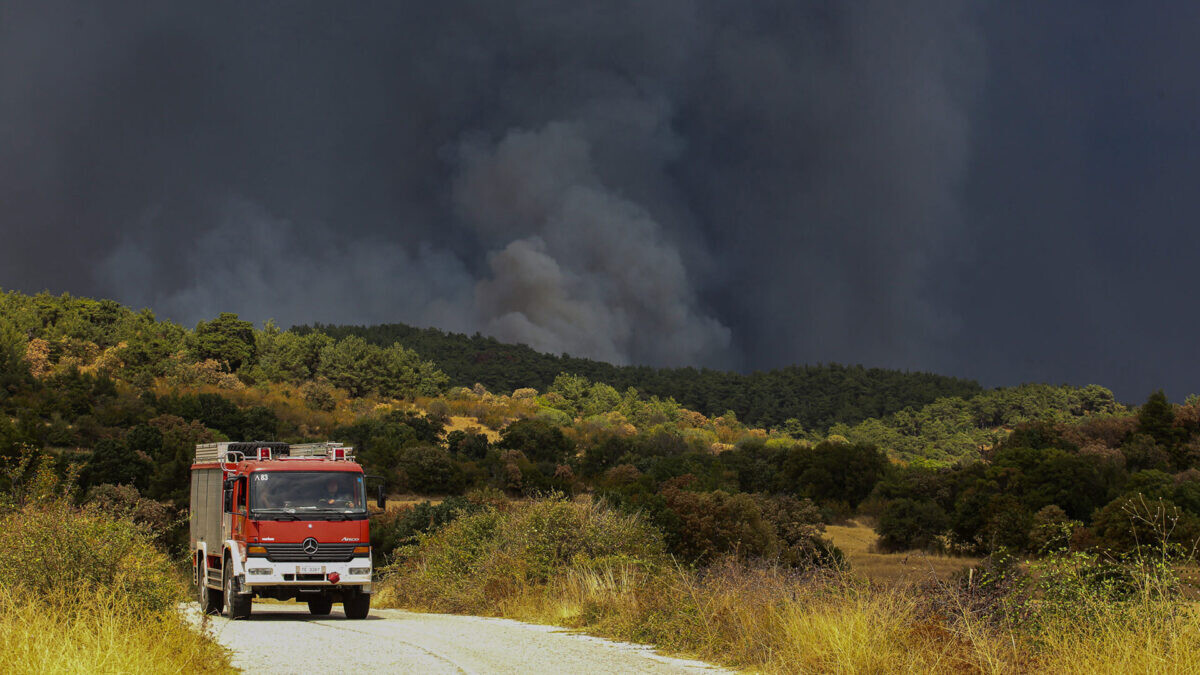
[[263, 543, 358, 563]]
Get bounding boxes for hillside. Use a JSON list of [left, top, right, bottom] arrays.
[[0, 287, 1189, 562], [294, 321, 983, 430]]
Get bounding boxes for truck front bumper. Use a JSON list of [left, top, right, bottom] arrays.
[[241, 557, 373, 593]]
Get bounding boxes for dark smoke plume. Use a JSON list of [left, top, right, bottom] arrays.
[[2, 1, 981, 372]]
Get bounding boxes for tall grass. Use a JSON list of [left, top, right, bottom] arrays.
[[1035, 600, 1200, 674], [0, 586, 231, 674], [379, 496, 1200, 673], [0, 458, 233, 674]]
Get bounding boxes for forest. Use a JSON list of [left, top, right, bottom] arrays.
[[295, 321, 983, 429], [1, 288, 1194, 567]]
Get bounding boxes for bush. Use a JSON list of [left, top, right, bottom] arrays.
[[497, 419, 574, 463], [397, 445, 465, 494], [0, 459, 179, 612], [0, 498, 179, 612], [876, 498, 950, 552], [371, 497, 482, 562], [383, 496, 665, 612]]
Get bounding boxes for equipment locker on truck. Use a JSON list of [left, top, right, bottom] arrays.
[[190, 441, 384, 619]]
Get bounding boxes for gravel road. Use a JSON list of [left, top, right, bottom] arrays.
[[188, 603, 728, 674]]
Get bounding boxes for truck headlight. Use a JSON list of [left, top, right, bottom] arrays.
[[349, 567, 371, 575], [248, 568, 272, 575]]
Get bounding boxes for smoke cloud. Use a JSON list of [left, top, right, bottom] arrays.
[[458, 123, 731, 365], [2, 1, 983, 374]]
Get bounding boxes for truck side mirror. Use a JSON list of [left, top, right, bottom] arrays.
[[376, 484, 386, 510]]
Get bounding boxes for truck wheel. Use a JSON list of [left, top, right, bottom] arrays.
[[198, 559, 223, 615], [223, 564, 252, 620], [343, 589, 370, 620], [307, 597, 333, 616]]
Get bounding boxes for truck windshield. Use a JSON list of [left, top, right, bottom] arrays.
[[250, 471, 365, 514]]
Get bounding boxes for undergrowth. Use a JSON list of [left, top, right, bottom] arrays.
[[0, 455, 233, 674], [378, 495, 1200, 673], [0, 586, 231, 674]]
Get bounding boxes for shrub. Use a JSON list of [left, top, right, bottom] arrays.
[[498, 419, 574, 463], [643, 481, 843, 568], [876, 498, 950, 552], [383, 496, 665, 611], [0, 458, 179, 612], [397, 445, 464, 494], [371, 496, 482, 562], [0, 498, 179, 612]]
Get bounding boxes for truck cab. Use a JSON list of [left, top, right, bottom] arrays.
[[190, 441, 382, 619]]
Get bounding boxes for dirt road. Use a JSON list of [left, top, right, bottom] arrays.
[[190, 603, 727, 674]]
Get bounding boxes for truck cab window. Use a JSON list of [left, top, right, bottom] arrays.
[[235, 477, 247, 512]]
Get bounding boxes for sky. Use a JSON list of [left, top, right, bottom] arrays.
[[1, 1, 1197, 402]]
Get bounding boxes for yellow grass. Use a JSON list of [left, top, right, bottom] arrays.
[[1035, 600, 1200, 674], [0, 587, 233, 674], [454, 563, 1023, 673], [825, 520, 979, 583], [385, 494, 446, 510], [378, 500, 1200, 674], [445, 415, 501, 441], [410, 561, 1200, 673]]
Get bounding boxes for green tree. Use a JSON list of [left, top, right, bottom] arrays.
[[193, 313, 257, 372], [318, 336, 376, 396], [0, 317, 33, 400], [876, 498, 950, 552], [398, 445, 464, 494], [1137, 390, 1187, 468], [498, 419, 574, 464], [81, 439, 151, 490]]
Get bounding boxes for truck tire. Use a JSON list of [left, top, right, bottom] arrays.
[[343, 589, 370, 620], [307, 598, 333, 616], [198, 559, 223, 615], [223, 563, 252, 620]]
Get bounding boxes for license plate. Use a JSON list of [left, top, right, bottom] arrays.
[[299, 565, 323, 574]]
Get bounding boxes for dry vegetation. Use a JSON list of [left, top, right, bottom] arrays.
[[0, 587, 232, 674], [0, 460, 233, 675], [378, 496, 1200, 674], [824, 520, 979, 583]]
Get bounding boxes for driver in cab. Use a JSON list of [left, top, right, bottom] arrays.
[[322, 476, 354, 507]]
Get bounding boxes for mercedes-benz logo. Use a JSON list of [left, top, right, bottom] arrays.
[[302, 537, 319, 555]]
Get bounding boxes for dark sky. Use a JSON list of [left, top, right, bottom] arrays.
[[1, 1, 1197, 402]]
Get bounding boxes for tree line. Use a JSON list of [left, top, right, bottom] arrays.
[[295, 321, 983, 430]]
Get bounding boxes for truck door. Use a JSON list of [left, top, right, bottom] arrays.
[[222, 477, 234, 543], [232, 476, 248, 538]]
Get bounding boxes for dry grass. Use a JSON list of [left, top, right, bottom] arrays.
[[408, 561, 1024, 673], [444, 415, 501, 441], [385, 494, 446, 510], [1034, 601, 1200, 674], [0, 587, 233, 675], [379, 499, 1200, 673], [825, 520, 979, 583], [395, 557, 1200, 674]]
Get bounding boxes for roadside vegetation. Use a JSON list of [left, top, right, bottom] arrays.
[[377, 493, 1200, 673], [4, 288, 1200, 671], [0, 455, 232, 674]]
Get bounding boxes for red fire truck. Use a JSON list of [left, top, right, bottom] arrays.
[[190, 441, 383, 619]]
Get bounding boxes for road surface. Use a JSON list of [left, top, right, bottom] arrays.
[[189, 603, 728, 674]]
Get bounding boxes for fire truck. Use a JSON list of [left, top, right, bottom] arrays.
[[190, 441, 383, 619]]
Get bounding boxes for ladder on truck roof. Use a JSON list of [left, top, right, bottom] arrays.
[[193, 441, 350, 463]]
